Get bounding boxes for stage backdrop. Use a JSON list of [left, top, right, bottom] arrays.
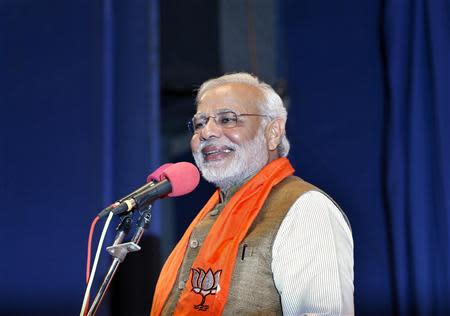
[[281, 0, 450, 315], [0, 0, 160, 315], [383, 0, 450, 314]]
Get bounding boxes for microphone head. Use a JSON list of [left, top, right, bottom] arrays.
[[146, 163, 174, 183], [161, 162, 200, 197]]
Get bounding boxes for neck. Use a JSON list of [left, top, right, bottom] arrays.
[[219, 173, 254, 198], [267, 150, 280, 163]]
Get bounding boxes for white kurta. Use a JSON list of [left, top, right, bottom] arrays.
[[272, 191, 354, 316]]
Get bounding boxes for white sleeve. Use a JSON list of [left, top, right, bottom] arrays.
[[271, 191, 354, 316]]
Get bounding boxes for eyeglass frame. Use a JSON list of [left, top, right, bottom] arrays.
[[187, 110, 269, 134]]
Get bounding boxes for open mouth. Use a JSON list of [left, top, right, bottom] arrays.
[[202, 145, 235, 162]]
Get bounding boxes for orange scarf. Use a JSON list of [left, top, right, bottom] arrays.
[[150, 158, 294, 315]]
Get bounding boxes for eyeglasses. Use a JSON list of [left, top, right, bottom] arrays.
[[187, 110, 268, 134]]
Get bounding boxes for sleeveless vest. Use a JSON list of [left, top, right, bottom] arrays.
[[159, 176, 348, 315]]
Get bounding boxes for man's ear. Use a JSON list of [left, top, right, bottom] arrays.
[[265, 118, 285, 151]]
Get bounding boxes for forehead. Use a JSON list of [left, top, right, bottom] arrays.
[[196, 83, 263, 114]]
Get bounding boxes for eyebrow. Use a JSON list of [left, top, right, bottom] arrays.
[[195, 108, 236, 116]]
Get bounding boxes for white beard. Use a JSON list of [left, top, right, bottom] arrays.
[[192, 127, 269, 192]]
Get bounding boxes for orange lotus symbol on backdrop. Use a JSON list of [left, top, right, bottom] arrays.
[[190, 267, 222, 311]]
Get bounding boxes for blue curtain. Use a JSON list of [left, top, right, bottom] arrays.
[[0, 0, 160, 314], [383, 0, 450, 314], [280, 0, 450, 314]]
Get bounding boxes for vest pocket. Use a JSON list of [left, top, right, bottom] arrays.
[[238, 242, 254, 260], [225, 242, 279, 314]]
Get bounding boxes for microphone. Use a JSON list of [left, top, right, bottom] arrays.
[[97, 163, 173, 218], [101, 162, 200, 217]]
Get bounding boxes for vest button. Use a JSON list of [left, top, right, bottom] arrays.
[[189, 239, 199, 248]]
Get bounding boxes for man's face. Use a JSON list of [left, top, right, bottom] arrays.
[[191, 83, 269, 190]]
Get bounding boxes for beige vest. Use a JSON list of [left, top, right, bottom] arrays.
[[160, 176, 341, 315]]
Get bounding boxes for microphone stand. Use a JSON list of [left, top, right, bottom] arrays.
[[113, 211, 134, 245], [87, 205, 153, 316]]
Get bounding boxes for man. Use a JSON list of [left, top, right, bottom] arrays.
[[151, 73, 354, 315]]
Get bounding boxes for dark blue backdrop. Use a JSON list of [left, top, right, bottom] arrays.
[[280, 1, 391, 314], [281, 0, 450, 315], [383, 0, 450, 314], [1, 1, 104, 314], [1, 0, 159, 315]]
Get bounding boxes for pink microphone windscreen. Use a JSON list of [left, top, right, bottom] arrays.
[[146, 163, 174, 183], [161, 162, 200, 197]]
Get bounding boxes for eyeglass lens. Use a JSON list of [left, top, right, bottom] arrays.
[[190, 111, 238, 132]]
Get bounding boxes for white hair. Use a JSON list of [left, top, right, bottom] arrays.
[[196, 72, 290, 157]]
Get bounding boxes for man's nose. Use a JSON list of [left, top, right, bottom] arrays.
[[200, 117, 222, 140]]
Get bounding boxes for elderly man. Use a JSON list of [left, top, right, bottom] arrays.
[[151, 73, 354, 315]]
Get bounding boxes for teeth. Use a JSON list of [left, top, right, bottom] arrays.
[[204, 148, 232, 156]]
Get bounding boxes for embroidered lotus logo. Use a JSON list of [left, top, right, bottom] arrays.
[[190, 267, 222, 311]]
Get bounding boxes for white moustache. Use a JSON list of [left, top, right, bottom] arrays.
[[196, 139, 237, 153]]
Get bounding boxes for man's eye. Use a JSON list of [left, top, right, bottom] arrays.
[[220, 116, 236, 125], [194, 121, 205, 129]]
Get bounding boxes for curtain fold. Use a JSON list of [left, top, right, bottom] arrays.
[[383, 0, 450, 314]]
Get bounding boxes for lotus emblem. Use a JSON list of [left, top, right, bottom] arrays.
[[190, 267, 222, 311]]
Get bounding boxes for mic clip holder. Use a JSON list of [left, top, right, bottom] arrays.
[[87, 204, 153, 316], [106, 211, 141, 262], [106, 242, 141, 263]]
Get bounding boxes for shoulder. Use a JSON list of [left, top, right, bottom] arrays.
[[273, 177, 351, 231], [266, 176, 318, 209], [272, 176, 317, 195], [283, 189, 352, 237]]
